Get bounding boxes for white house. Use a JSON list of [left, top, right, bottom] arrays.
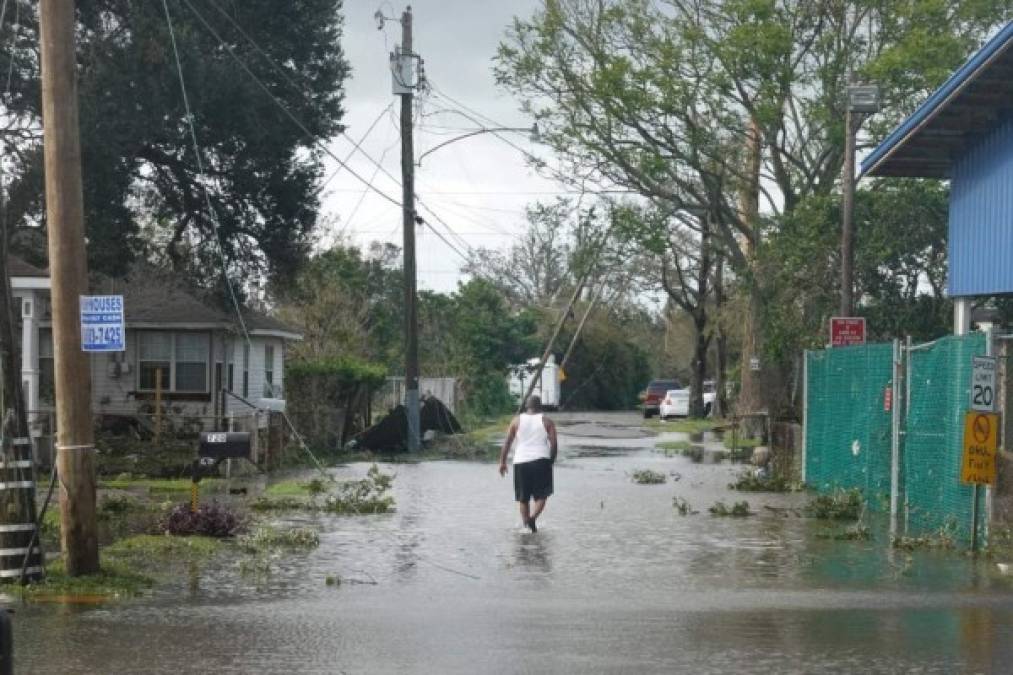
[[8, 257, 301, 434]]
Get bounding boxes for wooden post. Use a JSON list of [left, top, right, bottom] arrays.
[[39, 0, 99, 575], [154, 368, 162, 444]]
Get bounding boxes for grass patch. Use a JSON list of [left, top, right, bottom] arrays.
[[19, 559, 154, 601], [105, 533, 221, 562], [98, 477, 224, 494], [238, 526, 320, 552], [655, 440, 692, 452], [631, 469, 667, 485], [465, 415, 514, 444], [253, 464, 395, 514], [805, 489, 864, 521], [723, 436, 763, 451], [265, 477, 331, 497], [645, 418, 724, 434], [709, 500, 752, 517]]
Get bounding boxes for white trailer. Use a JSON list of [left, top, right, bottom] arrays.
[[507, 355, 561, 410]]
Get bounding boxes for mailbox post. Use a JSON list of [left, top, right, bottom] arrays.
[[191, 432, 253, 512]]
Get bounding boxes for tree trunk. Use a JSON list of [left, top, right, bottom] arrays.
[[712, 255, 728, 419], [737, 118, 765, 417], [689, 313, 710, 418]]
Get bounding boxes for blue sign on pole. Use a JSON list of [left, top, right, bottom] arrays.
[[80, 295, 125, 352]]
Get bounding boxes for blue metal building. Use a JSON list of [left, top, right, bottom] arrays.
[[863, 22, 1013, 329]]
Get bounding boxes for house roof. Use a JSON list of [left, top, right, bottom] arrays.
[[862, 22, 1013, 178], [15, 259, 301, 339], [117, 269, 301, 338], [7, 256, 48, 278], [120, 273, 234, 327]]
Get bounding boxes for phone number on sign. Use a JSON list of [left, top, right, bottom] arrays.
[[82, 325, 123, 347]]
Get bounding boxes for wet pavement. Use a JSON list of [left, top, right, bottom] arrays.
[[13, 412, 1013, 673]]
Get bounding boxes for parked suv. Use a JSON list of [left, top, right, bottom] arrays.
[[639, 379, 681, 418]]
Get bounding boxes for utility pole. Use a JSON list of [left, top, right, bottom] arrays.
[[39, 0, 99, 575], [840, 105, 857, 317], [840, 82, 881, 318], [396, 6, 420, 451]]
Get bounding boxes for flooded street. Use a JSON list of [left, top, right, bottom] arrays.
[[14, 412, 1013, 673]]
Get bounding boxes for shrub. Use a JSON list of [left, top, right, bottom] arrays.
[[728, 471, 800, 493], [159, 501, 244, 537], [709, 500, 752, 517], [631, 469, 666, 485], [805, 489, 864, 520]]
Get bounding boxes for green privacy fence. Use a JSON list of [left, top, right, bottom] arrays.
[[805, 333, 989, 543], [805, 343, 894, 511], [904, 334, 985, 540]]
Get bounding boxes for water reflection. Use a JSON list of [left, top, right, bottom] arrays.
[[513, 531, 552, 574]]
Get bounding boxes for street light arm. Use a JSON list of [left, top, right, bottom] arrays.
[[417, 126, 537, 165]]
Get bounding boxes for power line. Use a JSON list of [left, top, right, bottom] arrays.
[[316, 103, 393, 196], [161, 0, 252, 347], [182, 0, 532, 279], [177, 0, 402, 208]]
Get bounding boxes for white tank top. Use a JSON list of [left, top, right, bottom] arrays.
[[512, 413, 551, 464]]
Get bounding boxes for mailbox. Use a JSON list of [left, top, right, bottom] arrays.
[[198, 431, 252, 461]]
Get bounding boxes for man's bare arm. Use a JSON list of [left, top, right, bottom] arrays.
[[545, 417, 558, 463]]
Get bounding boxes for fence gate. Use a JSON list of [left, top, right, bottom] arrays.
[[901, 333, 986, 544], [804, 343, 894, 509], [805, 332, 993, 546]]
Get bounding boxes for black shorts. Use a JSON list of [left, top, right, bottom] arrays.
[[514, 458, 553, 502]]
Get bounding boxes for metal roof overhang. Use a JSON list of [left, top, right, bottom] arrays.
[[862, 22, 1013, 179]]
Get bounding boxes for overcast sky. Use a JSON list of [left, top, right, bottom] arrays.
[[318, 0, 561, 293]]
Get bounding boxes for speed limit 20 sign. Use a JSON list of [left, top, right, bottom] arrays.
[[971, 355, 997, 413]]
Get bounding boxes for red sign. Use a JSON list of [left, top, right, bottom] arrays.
[[830, 317, 866, 347], [884, 386, 892, 412]]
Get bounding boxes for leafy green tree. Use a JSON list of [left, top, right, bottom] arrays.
[[496, 0, 1010, 413], [276, 242, 403, 365], [760, 180, 950, 369], [3, 0, 349, 285]]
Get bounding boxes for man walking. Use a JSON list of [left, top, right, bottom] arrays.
[[498, 396, 558, 533]]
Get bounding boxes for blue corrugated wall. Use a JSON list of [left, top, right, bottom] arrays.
[[949, 114, 1013, 297]]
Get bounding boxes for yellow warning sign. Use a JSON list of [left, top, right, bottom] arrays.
[[961, 411, 999, 486]]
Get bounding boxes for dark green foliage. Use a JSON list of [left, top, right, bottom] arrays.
[[4, 0, 349, 285], [631, 469, 666, 485], [728, 471, 798, 493], [286, 357, 386, 389], [805, 489, 864, 521], [760, 181, 952, 369], [710, 500, 752, 517]]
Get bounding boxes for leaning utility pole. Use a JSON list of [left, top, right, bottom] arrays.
[[396, 6, 420, 451], [39, 0, 99, 575]]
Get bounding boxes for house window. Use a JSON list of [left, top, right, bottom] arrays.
[[264, 343, 275, 397], [175, 333, 208, 392], [39, 329, 54, 405], [228, 363, 235, 393], [137, 331, 209, 393], [242, 342, 250, 399]]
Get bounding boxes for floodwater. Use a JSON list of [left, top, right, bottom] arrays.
[[13, 412, 1013, 673]]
